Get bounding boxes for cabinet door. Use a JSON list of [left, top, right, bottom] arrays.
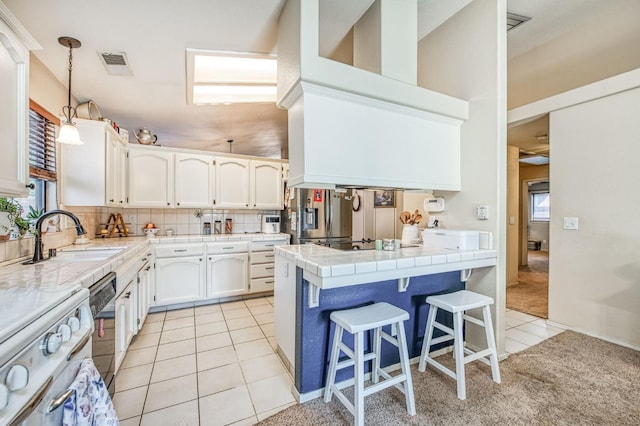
[[206, 253, 248, 298], [115, 281, 136, 373], [137, 264, 151, 330], [0, 18, 29, 198], [106, 134, 127, 206], [250, 160, 282, 209], [154, 256, 205, 305], [128, 146, 174, 207], [175, 153, 215, 208], [216, 157, 250, 208]]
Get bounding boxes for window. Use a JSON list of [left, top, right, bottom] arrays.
[[531, 192, 550, 222], [11, 101, 60, 235]]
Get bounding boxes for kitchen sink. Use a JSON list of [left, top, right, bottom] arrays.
[[51, 248, 124, 262]]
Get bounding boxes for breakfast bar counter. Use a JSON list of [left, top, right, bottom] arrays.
[[273, 244, 498, 401]]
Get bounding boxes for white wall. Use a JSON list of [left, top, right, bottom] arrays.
[[417, 0, 507, 354], [549, 86, 640, 349]]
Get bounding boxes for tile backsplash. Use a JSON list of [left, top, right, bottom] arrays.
[[102, 207, 278, 236], [0, 206, 280, 264]]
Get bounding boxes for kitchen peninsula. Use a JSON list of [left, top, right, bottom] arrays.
[[274, 243, 497, 401]]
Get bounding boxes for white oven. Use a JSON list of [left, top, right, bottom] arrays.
[[0, 288, 93, 425]]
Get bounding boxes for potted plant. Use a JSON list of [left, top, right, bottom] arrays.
[[0, 197, 24, 241]]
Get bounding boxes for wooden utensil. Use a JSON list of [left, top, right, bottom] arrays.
[[414, 214, 422, 224]]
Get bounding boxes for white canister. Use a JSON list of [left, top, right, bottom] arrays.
[[401, 224, 420, 244]]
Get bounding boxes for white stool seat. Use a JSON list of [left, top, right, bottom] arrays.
[[419, 290, 501, 400], [426, 290, 494, 312], [324, 302, 415, 426], [330, 302, 409, 334]]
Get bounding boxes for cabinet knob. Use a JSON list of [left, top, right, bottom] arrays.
[[109, 199, 114, 203], [124, 291, 131, 299], [246, 203, 249, 207], [177, 202, 180, 206], [25, 183, 35, 190], [167, 203, 170, 206]]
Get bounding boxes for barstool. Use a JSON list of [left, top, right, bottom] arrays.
[[324, 302, 416, 426], [418, 290, 500, 400]]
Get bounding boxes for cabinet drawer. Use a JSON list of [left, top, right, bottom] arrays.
[[250, 263, 275, 279], [155, 244, 204, 258], [207, 242, 249, 254], [249, 240, 288, 252], [251, 251, 275, 264], [250, 277, 274, 293]]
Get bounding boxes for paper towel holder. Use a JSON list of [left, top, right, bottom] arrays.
[[424, 197, 445, 212]]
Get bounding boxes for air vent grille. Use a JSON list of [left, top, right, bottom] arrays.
[[97, 51, 132, 76], [507, 12, 531, 31]]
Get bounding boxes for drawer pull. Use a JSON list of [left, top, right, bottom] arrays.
[[222, 247, 235, 250], [264, 244, 275, 247], [264, 266, 274, 270], [265, 281, 274, 284], [265, 254, 275, 258], [174, 249, 187, 252]]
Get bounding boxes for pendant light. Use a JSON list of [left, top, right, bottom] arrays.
[[56, 36, 83, 145]]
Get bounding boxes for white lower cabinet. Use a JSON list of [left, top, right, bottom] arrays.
[[136, 262, 152, 331], [274, 254, 297, 370], [206, 253, 248, 298], [154, 247, 206, 306], [151, 238, 289, 307], [115, 280, 136, 372]]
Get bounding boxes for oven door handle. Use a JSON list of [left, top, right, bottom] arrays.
[[8, 376, 53, 426], [46, 388, 75, 414], [67, 333, 91, 362]]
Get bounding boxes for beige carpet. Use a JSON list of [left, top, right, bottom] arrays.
[[507, 250, 549, 318], [260, 331, 640, 425]]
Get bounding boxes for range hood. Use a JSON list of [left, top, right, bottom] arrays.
[[277, 0, 468, 191]]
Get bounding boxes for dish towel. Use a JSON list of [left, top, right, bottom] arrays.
[[62, 358, 119, 426]]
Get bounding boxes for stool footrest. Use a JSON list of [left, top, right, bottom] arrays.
[[336, 352, 376, 371], [430, 334, 454, 346], [433, 322, 454, 336], [462, 314, 485, 327], [463, 348, 493, 365], [424, 357, 457, 380], [363, 373, 408, 397]]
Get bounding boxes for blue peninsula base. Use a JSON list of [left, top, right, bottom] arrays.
[[294, 271, 463, 396]]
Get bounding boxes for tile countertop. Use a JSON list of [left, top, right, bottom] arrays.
[[0, 233, 290, 291], [275, 244, 498, 290]]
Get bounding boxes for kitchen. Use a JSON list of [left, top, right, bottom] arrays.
[[2, 0, 640, 425]]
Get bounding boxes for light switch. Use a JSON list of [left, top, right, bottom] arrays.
[[563, 217, 579, 230], [477, 205, 489, 220]]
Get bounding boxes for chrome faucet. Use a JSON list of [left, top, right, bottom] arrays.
[[24, 209, 87, 264]]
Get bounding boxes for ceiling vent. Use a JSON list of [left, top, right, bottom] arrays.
[[507, 12, 531, 31], [97, 51, 133, 76]]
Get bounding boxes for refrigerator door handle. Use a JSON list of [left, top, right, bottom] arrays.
[[325, 190, 331, 235]]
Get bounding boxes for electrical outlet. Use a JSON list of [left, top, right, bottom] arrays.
[[129, 214, 136, 224]]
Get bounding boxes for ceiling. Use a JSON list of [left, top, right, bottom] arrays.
[[2, 0, 616, 159]]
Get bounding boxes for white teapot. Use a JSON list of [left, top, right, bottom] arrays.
[[135, 128, 157, 145]]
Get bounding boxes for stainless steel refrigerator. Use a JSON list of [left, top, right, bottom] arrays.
[[282, 188, 354, 249]]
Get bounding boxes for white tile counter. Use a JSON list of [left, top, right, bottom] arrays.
[[275, 244, 497, 290], [0, 233, 290, 291]]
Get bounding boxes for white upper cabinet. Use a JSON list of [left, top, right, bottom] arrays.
[[216, 157, 250, 209], [250, 160, 282, 209], [61, 119, 127, 206], [0, 9, 37, 198], [127, 145, 174, 207], [174, 153, 215, 208]]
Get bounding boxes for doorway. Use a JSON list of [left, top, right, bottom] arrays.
[[506, 178, 550, 318]]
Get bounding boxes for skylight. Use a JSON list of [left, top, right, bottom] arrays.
[[186, 49, 277, 105]]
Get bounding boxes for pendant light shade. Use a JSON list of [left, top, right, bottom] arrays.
[[57, 122, 83, 145], [56, 36, 83, 145]]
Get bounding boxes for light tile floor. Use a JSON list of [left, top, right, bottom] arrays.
[[504, 308, 566, 354], [113, 296, 296, 426]]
